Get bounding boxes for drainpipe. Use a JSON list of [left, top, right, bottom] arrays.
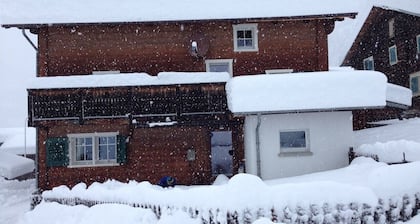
[[256, 113, 262, 177], [21, 29, 39, 193], [21, 29, 38, 51]]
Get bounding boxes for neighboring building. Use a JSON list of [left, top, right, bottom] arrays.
[[1, 0, 359, 190], [226, 71, 411, 179], [342, 6, 420, 128]]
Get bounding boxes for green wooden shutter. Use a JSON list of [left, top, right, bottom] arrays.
[[117, 135, 128, 164], [46, 137, 69, 167]]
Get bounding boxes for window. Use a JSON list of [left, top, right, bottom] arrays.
[[205, 59, 233, 76], [417, 35, 420, 54], [265, 69, 294, 74], [389, 18, 395, 38], [233, 24, 258, 52], [279, 130, 310, 154], [410, 72, 420, 96], [363, 56, 374, 70], [389, 45, 398, 65], [45, 134, 127, 168], [69, 132, 119, 167]]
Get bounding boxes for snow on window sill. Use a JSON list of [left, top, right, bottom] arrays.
[[278, 151, 313, 157]]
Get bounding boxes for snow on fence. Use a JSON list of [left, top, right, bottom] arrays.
[[34, 193, 420, 223]]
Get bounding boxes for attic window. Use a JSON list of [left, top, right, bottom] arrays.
[[389, 45, 398, 65], [389, 18, 395, 38], [205, 59, 233, 76], [233, 24, 258, 52], [363, 56, 374, 70]]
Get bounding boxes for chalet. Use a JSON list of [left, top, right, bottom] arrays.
[[342, 6, 420, 128], [0, 0, 363, 191]]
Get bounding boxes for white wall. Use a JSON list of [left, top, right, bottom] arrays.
[[244, 111, 353, 179]]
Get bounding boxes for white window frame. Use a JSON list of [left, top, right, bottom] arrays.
[[265, 69, 294, 75], [389, 18, 395, 38], [233, 23, 258, 52], [205, 59, 233, 76], [417, 34, 420, 54], [363, 56, 375, 70], [279, 129, 310, 155], [68, 132, 119, 167], [410, 72, 420, 97], [389, 45, 398, 65]]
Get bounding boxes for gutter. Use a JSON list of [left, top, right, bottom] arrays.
[[22, 29, 38, 51], [256, 113, 262, 177]]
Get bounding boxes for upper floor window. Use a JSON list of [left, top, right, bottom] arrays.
[[233, 24, 258, 52], [205, 59, 233, 76], [363, 56, 375, 70], [389, 45, 398, 65], [389, 18, 395, 38], [417, 35, 420, 54]]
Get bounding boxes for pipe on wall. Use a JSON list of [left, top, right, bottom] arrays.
[[256, 113, 262, 177]]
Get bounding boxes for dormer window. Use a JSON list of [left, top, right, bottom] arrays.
[[233, 24, 258, 52], [389, 18, 395, 38]]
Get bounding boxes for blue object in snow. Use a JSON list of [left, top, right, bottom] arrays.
[[158, 176, 176, 187]]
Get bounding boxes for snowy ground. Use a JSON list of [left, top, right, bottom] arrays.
[[1, 118, 420, 224]]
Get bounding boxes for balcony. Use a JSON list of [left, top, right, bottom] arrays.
[[28, 83, 228, 126]]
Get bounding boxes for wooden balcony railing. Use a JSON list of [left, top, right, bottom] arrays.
[[28, 84, 228, 126]]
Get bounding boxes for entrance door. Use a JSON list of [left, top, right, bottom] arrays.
[[211, 131, 233, 176]]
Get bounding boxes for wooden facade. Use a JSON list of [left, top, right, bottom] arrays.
[[8, 13, 354, 191], [34, 19, 334, 77], [343, 7, 420, 128]]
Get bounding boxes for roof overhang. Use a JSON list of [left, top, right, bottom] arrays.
[[226, 71, 412, 115], [2, 13, 357, 30]]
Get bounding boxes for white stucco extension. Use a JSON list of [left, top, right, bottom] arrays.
[[244, 111, 353, 179]]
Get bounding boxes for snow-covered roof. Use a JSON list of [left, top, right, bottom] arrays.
[[0, 151, 34, 179], [0, 0, 357, 26], [0, 128, 36, 155], [226, 71, 411, 114], [27, 72, 230, 89]]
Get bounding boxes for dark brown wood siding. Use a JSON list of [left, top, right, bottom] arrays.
[[37, 19, 331, 76], [36, 118, 243, 191], [343, 8, 420, 88]]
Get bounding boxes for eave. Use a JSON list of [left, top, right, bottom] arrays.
[[2, 13, 357, 30]]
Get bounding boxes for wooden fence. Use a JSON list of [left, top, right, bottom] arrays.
[[32, 192, 420, 224]]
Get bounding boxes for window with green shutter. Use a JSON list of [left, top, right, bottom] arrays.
[[66, 132, 127, 167], [46, 137, 69, 167], [117, 135, 127, 164]]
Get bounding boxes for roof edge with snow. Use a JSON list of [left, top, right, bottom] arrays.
[[226, 71, 412, 115], [27, 72, 231, 90]]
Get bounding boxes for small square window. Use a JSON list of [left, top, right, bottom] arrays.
[[233, 24, 258, 52], [279, 130, 310, 154], [416, 35, 420, 54], [363, 56, 374, 70], [389, 45, 398, 65], [205, 59, 233, 76]]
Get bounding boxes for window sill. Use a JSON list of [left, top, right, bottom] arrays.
[[68, 163, 120, 168], [234, 48, 258, 52], [278, 151, 313, 157]]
